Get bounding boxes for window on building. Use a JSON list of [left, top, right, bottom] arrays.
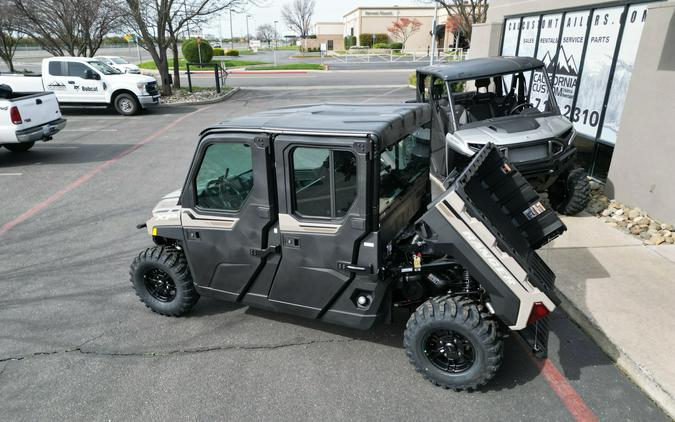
[[292, 147, 357, 219], [195, 143, 254, 211]]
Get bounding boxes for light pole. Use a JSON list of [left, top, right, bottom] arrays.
[[430, 1, 438, 65], [273, 20, 278, 67], [246, 15, 251, 49], [229, 9, 234, 50], [218, 12, 223, 47]]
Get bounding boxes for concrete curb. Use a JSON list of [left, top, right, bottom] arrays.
[[557, 290, 675, 418], [158, 87, 240, 107]]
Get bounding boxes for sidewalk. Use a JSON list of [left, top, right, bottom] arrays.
[[540, 213, 675, 418]]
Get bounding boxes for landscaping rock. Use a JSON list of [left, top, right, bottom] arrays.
[[628, 209, 641, 219], [650, 235, 666, 245], [666, 237, 674, 244], [601, 209, 613, 217], [630, 225, 642, 235], [640, 231, 652, 240]]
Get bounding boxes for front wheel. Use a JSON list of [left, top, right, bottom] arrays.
[[404, 296, 503, 390], [3, 142, 35, 153], [130, 246, 199, 316], [114, 93, 140, 116], [550, 167, 591, 215]]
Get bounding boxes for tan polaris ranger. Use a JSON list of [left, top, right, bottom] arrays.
[[130, 104, 566, 390]]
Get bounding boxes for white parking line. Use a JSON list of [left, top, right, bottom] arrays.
[[0, 173, 22, 176], [62, 129, 119, 132]]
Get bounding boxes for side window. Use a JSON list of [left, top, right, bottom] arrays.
[[380, 134, 429, 213], [67, 62, 90, 78], [292, 147, 357, 219], [48, 61, 65, 76], [195, 143, 254, 211]]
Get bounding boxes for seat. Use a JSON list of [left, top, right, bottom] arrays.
[[468, 78, 496, 121]]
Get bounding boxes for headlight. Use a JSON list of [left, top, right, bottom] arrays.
[[136, 82, 147, 93]]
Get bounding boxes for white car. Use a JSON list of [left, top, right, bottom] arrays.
[[0, 57, 159, 116], [95, 56, 142, 74]]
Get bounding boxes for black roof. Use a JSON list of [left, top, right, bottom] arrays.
[[417, 56, 544, 81], [205, 103, 431, 146]]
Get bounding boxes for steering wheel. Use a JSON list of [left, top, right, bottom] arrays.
[[205, 175, 245, 209], [509, 102, 534, 115]]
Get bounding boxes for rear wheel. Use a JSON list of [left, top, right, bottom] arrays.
[[3, 142, 35, 153], [404, 296, 503, 390], [550, 167, 591, 215], [130, 246, 199, 316], [113, 92, 140, 116]]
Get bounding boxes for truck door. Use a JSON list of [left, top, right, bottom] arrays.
[[65, 62, 105, 103], [268, 135, 371, 318], [179, 133, 279, 301]]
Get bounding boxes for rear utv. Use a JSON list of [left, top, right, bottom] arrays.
[[130, 104, 565, 389]]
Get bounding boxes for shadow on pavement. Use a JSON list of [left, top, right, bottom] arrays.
[[59, 104, 199, 116], [0, 143, 133, 167]]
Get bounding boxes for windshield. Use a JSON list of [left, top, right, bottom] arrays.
[[439, 67, 559, 129], [87, 60, 120, 75], [111, 58, 128, 64]]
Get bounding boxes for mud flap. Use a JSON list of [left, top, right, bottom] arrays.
[[417, 143, 566, 357]]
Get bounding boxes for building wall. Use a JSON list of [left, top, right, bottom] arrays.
[[606, 1, 675, 222], [469, 0, 675, 222], [343, 6, 452, 51]]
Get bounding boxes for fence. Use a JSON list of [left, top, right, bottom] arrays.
[[326, 48, 466, 64]]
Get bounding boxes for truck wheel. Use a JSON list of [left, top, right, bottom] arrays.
[[404, 296, 503, 390], [551, 167, 591, 216], [3, 142, 35, 153], [130, 246, 199, 316], [114, 93, 140, 116]]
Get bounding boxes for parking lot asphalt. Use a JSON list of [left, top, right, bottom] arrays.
[[0, 88, 670, 421]]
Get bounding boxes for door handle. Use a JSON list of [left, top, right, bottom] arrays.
[[35, 98, 42, 105], [67, 81, 75, 84]]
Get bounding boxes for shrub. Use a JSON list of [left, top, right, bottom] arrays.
[[212, 47, 224, 56], [344, 36, 357, 49], [358, 33, 389, 47], [390, 42, 403, 50], [181, 38, 213, 64], [225, 49, 240, 56], [372, 43, 391, 49]]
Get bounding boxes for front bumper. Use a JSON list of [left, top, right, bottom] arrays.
[[15, 118, 67, 143], [138, 94, 160, 108]]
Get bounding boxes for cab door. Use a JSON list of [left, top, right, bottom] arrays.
[[65, 62, 105, 103], [267, 135, 372, 318], [179, 133, 279, 301]]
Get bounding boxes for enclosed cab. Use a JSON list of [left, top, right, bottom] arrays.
[[416, 57, 590, 215], [130, 104, 565, 390]]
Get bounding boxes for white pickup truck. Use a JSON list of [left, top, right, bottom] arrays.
[[0, 84, 66, 152], [0, 57, 160, 116]]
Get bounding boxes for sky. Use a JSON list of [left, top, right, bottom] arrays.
[[204, 0, 434, 39]]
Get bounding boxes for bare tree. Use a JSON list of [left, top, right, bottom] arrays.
[[434, 0, 488, 44], [256, 23, 275, 47], [281, 0, 315, 38], [387, 17, 422, 50], [0, 0, 23, 73], [12, 0, 121, 57], [123, 0, 251, 95]]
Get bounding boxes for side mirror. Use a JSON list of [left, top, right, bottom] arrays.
[[445, 132, 474, 157], [84, 69, 100, 80]]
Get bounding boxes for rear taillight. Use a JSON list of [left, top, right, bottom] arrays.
[[528, 302, 550, 324], [10, 106, 22, 125]]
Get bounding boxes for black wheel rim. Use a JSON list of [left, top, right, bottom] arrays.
[[423, 329, 476, 373], [143, 268, 177, 302]]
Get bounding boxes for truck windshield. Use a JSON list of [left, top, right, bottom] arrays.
[[379, 134, 429, 213], [87, 60, 121, 75], [444, 67, 559, 129]]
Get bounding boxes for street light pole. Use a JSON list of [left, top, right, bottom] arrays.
[[246, 15, 251, 48], [273, 20, 278, 67], [430, 1, 438, 65], [229, 9, 234, 50]]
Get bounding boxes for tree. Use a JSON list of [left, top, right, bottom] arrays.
[[12, 0, 121, 57], [256, 24, 275, 47], [281, 0, 315, 38], [0, 0, 23, 73], [387, 17, 422, 50], [123, 0, 248, 95], [434, 0, 488, 45]]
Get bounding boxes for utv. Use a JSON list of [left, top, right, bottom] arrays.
[[130, 104, 566, 389], [415, 56, 590, 215]]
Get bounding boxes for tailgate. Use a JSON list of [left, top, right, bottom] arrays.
[[12, 93, 62, 131], [416, 143, 566, 356]]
